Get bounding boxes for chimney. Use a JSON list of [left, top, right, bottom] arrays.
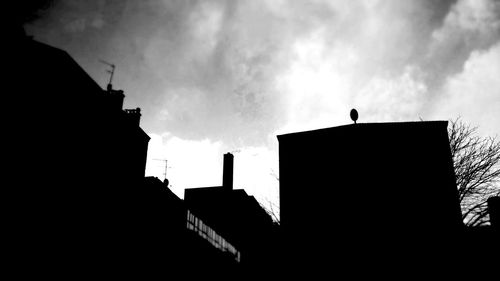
[[223, 153, 234, 190], [124, 107, 142, 127], [106, 85, 125, 111]]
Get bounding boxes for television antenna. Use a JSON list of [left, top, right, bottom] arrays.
[[99, 59, 116, 87], [153, 158, 169, 181]]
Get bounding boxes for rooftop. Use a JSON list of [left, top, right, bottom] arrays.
[[277, 120, 448, 140]]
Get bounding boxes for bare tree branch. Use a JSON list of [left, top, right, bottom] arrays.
[[261, 171, 281, 225], [449, 118, 500, 226], [260, 199, 280, 225]]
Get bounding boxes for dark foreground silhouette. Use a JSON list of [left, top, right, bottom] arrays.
[[5, 19, 498, 277]]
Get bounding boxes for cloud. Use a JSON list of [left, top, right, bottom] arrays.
[[423, 0, 500, 92], [355, 66, 428, 122], [145, 132, 224, 198], [64, 18, 86, 32], [53, 0, 108, 33], [275, 31, 355, 133], [432, 42, 500, 136], [435, 0, 500, 33], [25, 0, 500, 210], [133, 0, 302, 145], [26, 0, 474, 143]]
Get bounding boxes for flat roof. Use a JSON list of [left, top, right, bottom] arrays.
[[277, 120, 448, 140]]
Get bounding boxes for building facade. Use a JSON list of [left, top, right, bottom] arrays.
[[277, 121, 464, 272]]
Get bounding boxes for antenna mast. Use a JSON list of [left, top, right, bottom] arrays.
[[153, 159, 168, 181], [99, 59, 116, 88]]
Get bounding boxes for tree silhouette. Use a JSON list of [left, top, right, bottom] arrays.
[[448, 118, 500, 226], [260, 198, 280, 225], [259, 170, 280, 225]]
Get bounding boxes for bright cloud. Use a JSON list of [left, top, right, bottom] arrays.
[[355, 66, 428, 122], [432, 42, 500, 136], [276, 31, 355, 134], [145, 133, 224, 198]]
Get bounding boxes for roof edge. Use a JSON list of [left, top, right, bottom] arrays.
[[277, 120, 449, 140]]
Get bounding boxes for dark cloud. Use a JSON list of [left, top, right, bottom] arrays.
[[9, 0, 57, 24], [423, 0, 499, 81], [24, 0, 500, 147]]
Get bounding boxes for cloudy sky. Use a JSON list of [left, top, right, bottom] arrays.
[[25, 0, 500, 211]]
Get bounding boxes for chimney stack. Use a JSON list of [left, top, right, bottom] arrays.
[[223, 153, 234, 190], [106, 86, 125, 112], [124, 107, 142, 127]]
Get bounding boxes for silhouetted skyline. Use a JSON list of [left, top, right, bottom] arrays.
[[6, 11, 499, 274], [22, 0, 500, 208]]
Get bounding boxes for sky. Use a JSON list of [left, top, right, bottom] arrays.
[[24, 0, 500, 213]]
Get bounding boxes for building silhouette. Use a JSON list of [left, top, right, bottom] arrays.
[[137, 177, 241, 272], [6, 27, 273, 275], [184, 153, 277, 270], [7, 28, 152, 274], [277, 121, 465, 272]]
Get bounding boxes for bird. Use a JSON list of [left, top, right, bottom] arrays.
[[350, 108, 358, 124]]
